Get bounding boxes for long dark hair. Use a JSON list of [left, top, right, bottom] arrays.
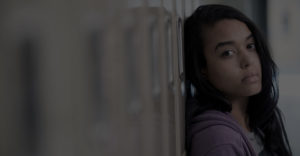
[[184, 4, 292, 156]]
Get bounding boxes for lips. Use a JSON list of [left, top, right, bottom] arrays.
[[242, 73, 259, 83]]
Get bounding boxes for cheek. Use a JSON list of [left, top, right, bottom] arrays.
[[206, 61, 239, 90], [255, 55, 262, 72]]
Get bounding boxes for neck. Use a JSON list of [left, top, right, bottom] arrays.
[[229, 96, 251, 132]]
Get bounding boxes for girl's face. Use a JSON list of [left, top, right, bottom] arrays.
[[201, 19, 262, 100]]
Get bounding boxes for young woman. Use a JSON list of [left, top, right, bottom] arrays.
[[184, 4, 292, 156]]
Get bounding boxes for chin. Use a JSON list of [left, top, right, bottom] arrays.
[[245, 85, 262, 96]]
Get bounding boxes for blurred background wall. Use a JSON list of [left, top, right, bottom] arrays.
[[0, 0, 298, 156], [269, 0, 300, 155]]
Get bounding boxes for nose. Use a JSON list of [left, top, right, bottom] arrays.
[[239, 49, 253, 69]]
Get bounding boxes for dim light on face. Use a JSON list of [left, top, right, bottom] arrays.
[[201, 19, 262, 100]]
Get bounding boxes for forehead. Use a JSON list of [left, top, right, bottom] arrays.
[[202, 19, 252, 45]]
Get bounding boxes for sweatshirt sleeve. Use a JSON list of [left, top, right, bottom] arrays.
[[189, 125, 247, 156], [203, 144, 245, 156]]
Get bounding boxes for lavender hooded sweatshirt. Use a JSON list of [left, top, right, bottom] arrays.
[[187, 110, 257, 156]]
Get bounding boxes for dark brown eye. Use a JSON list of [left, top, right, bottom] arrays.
[[221, 50, 234, 57], [247, 43, 256, 50]]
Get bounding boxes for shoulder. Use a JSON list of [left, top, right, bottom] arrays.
[[188, 110, 248, 156], [193, 124, 242, 143], [190, 125, 245, 156]]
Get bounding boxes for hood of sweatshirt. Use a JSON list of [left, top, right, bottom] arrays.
[[186, 110, 256, 156]]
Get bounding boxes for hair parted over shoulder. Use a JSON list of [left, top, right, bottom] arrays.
[[184, 4, 292, 156]]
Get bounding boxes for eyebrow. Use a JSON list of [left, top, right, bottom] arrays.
[[215, 34, 253, 51]]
